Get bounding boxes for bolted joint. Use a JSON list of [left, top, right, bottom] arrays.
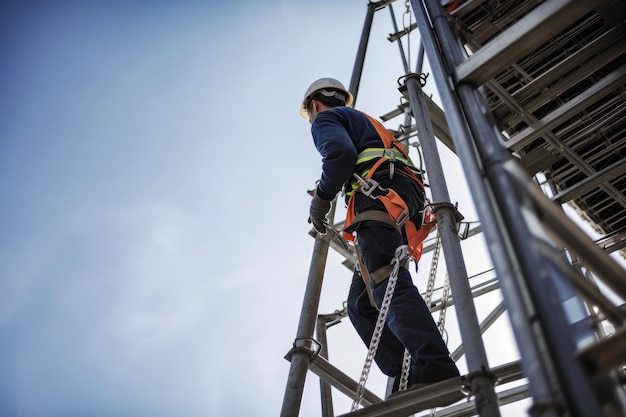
[[398, 72, 430, 98], [429, 201, 466, 223], [461, 368, 499, 398], [284, 338, 322, 363]]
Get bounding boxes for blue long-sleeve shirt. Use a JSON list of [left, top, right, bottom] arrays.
[[311, 107, 383, 201]]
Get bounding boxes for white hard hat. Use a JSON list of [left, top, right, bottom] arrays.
[[300, 77, 354, 119]]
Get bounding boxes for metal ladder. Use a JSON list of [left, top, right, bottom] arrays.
[[410, 0, 626, 415]]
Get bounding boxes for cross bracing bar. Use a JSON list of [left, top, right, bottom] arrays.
[[281, 201, 339, 417], [435, 384, 530, 417], [551, 158, 626, 205], [505, 66, 626, 152], [309, 355, 383, 408], [495, 27, 626, 129]]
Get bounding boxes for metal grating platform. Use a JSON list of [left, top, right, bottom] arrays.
[[449, 0, 626, 258]]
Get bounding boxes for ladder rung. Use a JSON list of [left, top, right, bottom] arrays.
[[334, 361, 524, 417], [308, 355, 383, 407], [337, 375, 467, 417]]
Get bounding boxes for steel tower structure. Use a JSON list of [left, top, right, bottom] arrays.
[[281, 1, 626, 416]]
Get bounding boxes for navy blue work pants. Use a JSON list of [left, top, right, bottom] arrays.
[[346, 171, 460, 388]]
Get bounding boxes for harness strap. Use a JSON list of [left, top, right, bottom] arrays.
[[357, 148, 411, 166], [354, 241, 378, 309], [348, 210, 415, 284], [350, 210, 402, 235], [359, 111, 411, 160], [371, 265, 394, 285], [343, 112, 431, 262], [375, 188, 410, 227], [405, 216, 432, 262]]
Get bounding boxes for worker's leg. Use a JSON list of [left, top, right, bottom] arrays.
[[347, 271, 406, 378], [358, 222, 460, 385], [372, 266, 459, 383]]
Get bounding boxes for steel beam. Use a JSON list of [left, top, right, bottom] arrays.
[[349, 1, 377, 107], [505, 66, 626, 152], [552, 158, 626, 204], [308, 355, 383, 407], [456, 0, 606, 86]]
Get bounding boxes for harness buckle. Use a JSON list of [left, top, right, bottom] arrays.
[[395, 209, 409, 227], [353, 173, 388, 198]]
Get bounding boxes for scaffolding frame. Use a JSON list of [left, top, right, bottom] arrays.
[[281, 1, 626, 416]]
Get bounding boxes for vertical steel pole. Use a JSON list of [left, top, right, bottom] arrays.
[[316, 317, 334, 417], [282, 3, 379, 414], [407, 0, 560, 414], [411, 0, 557, 417], [404, 74, 501, 417], [388, 4, 410, 74], [281, 193, 340, 416], [423, 0, 608, 413], [411, 0, 611, 415], [349, 1, 376, 107], [280, 232, 333, 417]]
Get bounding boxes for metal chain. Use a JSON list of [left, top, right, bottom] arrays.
[[424, 229, 442, 309], [397, 229, 442, 395], [438, 273, 451, 336], [426, 230, 445, 417], [430, 240, 451, 417], [352, 245, 408, 411], [399, 349, 412, 391], [403, 0, 412, 69]]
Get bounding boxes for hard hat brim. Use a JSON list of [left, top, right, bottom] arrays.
[[300, 78, 353, 119]]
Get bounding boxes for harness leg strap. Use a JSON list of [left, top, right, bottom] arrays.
[[349, 210, 410, 285], [370, 265, 394, 285], [348, 210, 402, 235], [354, 242, 378, 310]]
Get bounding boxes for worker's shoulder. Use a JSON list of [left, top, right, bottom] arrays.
[[330, 106, 361, 116], [320, 106, 368, 123]]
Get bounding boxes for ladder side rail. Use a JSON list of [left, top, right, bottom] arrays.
[[316, 316, 335, 417], [280, 202, 338, 417], [349, 1, 377, 108], [408, 0, 587, 415], [404, 74, 501, 417]]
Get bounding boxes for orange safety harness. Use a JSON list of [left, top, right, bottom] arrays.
[[343, 112, 435, 263]]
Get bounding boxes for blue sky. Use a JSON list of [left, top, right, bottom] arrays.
[[0, 2, 388, 416], [0, 1, 577, 416]]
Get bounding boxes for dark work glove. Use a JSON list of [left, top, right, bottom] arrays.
[[308, 193, 332, 234]]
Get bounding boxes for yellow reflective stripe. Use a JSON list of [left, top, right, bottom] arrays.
[[345, 168, 370, 197], [356, 148, 385, 164], [347, 147, 423, 197], [356, 148, 411, 165]]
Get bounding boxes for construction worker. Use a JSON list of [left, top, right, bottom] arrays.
[[301, 77, 460, 396]]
